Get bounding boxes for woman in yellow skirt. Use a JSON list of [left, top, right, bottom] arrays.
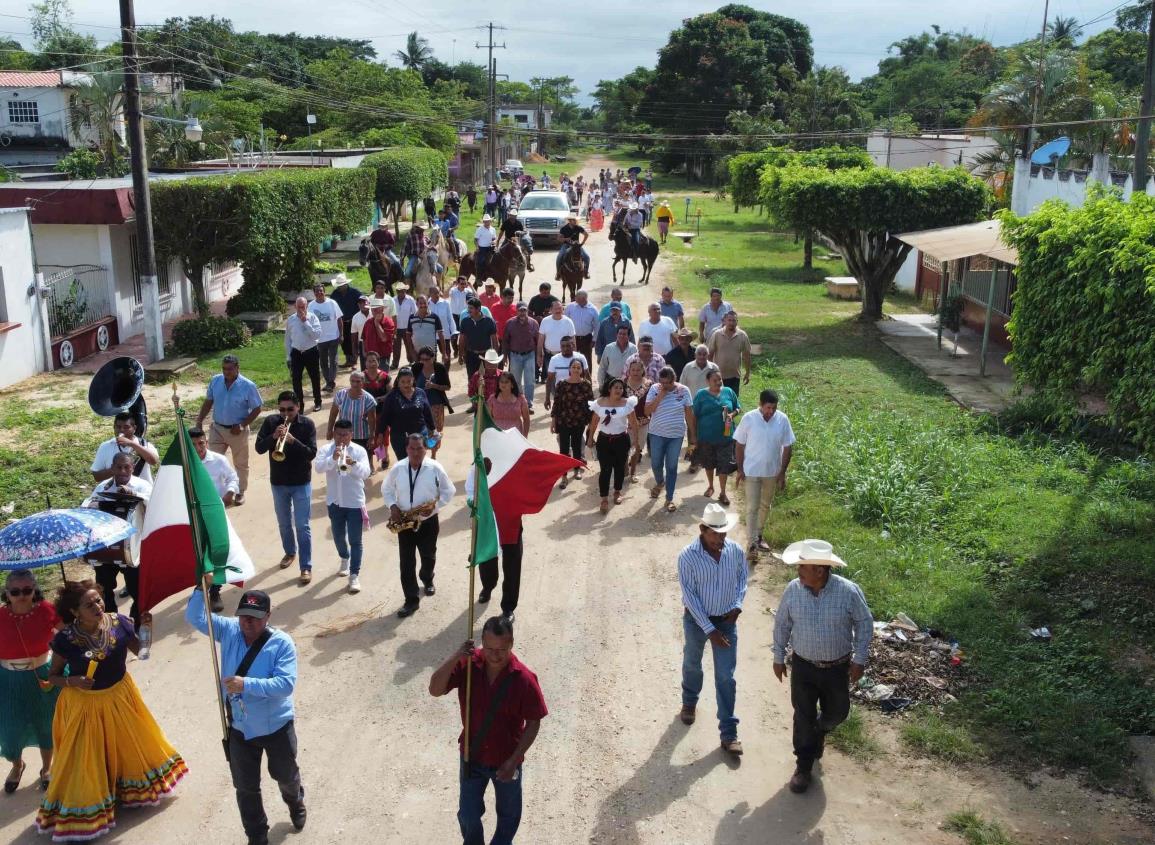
[[35, 580, 187, 842]]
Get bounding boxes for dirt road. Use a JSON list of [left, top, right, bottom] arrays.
[[1, 156, 1150, 845]]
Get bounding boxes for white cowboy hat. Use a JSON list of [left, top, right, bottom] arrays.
[[377, 219, 389, 228], [507, 208, 518, 215], [628, 203, 639, 210], [412, 220, 426, 229], [659, 200, 670, 208], [481, 214, 493, 222], [566, 213, 578, 220], [331, 274, 350, 287], [368, 298, 387, 308], [694, 503, 740, 534], [482, 349, 504, 365], [483, 278, 497, 287], [394, 282, 410, 291], [781, 539, 846, 567]]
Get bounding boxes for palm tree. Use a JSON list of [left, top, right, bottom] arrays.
[[394, 32, 432, 71], [1048, 16, 1083, 46], [67, 70, 127, 175]]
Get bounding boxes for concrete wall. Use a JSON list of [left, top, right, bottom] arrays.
[[0, 208, 49, 388], [894, 249, 918, 293], [867, 131, 999, 172], [0, 85, 73, 145], [1011, 155, 1155, 216]]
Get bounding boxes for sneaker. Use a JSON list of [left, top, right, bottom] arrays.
[[313, 403, 323, 413], [348, 575, 361, 594], [337, 558, 350, 577]]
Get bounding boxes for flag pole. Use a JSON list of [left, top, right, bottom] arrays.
[[463, 386, 482, 768], [171, 385, 231, 759]]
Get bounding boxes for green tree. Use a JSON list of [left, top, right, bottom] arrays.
[[394, 31, 433, 71], [593, 66, 654, 132], [1048, 17, 1083, 47], [762, 165, 990, 318], [67, 71, 127, 175], [1082, 26, 1148, 90], [782, 66, 870, 144], [360, 147, 448, 235]]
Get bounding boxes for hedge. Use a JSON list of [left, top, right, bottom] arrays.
[[1001, 189, 1155, 449], [152, 168, 374, 315], [171, 316, 252, 356], [728, 145, 872, 210], [359, 146, 448, 233]]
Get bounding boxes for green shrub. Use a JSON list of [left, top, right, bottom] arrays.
[[313, 261, 345, 275], [359, 146, 448, 225], [172, 316, 252, 356], [55, 149, 105, 180]]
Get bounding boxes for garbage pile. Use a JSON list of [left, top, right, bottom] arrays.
[[854, 613, 966, 712]]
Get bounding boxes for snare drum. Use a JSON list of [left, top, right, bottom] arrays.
[[84, 491, 145, 567]]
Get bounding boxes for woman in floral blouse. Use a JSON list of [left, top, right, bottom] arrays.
[[550, 358, 593, 489], [623, 358, 653, 482]]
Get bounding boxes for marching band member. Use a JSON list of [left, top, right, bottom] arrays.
[[255, 392, 318, 585], [90, 412, 158, 484], [83, 452, 152, 627], [313, 420, 371, 594], [380, 433, 455, 619]]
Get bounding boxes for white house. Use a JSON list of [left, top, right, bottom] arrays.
[[0, 206, 51, 389], [496, 104, 553, 131], [867, 130, 999, 172], [0, 175, 241, 370]]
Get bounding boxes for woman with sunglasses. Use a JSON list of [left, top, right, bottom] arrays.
[[550, 358, 593, 489], [413, 346, 453, 459], [487, 371, 530, 436], [1, 570, 60, 794], [36, 581, 186, 840], [585, 377, 638, 513], [692, 369, 741, 506]]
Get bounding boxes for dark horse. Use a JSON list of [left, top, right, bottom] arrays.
[[457, 240, 527, 299], [359, 239, 402, 290], [611, 227, 658, 285], [557, 245, 583, 304]]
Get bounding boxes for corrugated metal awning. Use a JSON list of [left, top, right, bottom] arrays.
[[895, 219, 1018, 266]]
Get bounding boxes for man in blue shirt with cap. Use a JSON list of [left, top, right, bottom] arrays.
[[187, 583, 306, 845]]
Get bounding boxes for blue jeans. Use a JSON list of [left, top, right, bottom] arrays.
[[648, 433, 683, 502], [477, 246, 494, 278], [556, 244, 590, 273], [271, 484, 311, 570], [629, 228, 641, 253], [507, 351, 536, 407], [327, 503, 363, 575], [458, 763, 522, 845], [682, 611, 739, 741]]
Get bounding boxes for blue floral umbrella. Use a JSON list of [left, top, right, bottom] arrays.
[[0, 508, 135, 571]]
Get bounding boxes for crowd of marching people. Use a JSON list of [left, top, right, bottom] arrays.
[[1, 167, 875, 845]]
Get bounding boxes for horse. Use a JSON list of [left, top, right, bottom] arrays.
[[611, 227, 658, 285], [557, 245, 584, 304], [359, 239, 402, 290], [457, 240, 526, 298], [426, 227, 468, 284], [412, 248, 439, 296]]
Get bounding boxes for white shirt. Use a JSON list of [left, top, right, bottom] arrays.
[[733, 410, 796, 478], [393, 295, 418, 330], [91, 436, 158, 484], [429, 297, 457, 337], [201, 449, 240, 498], [640, 315, 678, 355], [547, 351, 589, 382], [83, 475, 153, 508], [564, 302, 599, 338], [475, 225, 497, 248], [374, 296, 397, 318], [449, 286, 471, 317], [539, 315, 576, 352], [589, 396, 637, 436], [350, 309, 370, 339], [381, 457, 456, 518], [284, 311, 322, 354], [313, 441, 371, 508], [308, 298, 342, 343]]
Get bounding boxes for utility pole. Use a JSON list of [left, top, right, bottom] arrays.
[[1026, 0, 1051, 158], [119, 0, 164, 364], [537, 81, 545, 157], [476, 22, 505, 183], [1135, 5, 1155, 192]]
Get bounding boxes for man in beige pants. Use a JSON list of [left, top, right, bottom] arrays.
[[196, 355, 264, 504], [733, 388, 794, 558]]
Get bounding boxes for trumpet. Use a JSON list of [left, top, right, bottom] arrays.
[[336, 444, 349, 472], [388, 500, 437, 533], [271, 419, 289, 462]]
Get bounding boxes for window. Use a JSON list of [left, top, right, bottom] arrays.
[[7, 100, 39, 124], [514, 114, 528, 124]]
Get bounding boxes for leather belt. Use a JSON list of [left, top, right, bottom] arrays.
[[794, 653, 851, 670], [0, 652, 50, 671]]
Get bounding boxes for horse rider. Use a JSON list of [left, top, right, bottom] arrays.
[[402, 220, 430, 282], [624, 203, 645, 261], [497, 208, 534, 273], [475, 214, 498, 282], [369, 220, 403, 278], [556, 213, 590, 281], [436, 207, 461, 262]]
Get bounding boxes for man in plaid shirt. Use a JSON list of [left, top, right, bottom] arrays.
[[402, 221, 429, 282]]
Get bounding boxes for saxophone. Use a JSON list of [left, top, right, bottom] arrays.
[[387, 500, 437, 533]]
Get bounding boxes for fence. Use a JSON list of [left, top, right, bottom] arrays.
[[42, 264, 114, 339], [961, 257, 1016, 317]]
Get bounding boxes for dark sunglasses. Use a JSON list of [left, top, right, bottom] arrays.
[[6, 586, 34, 597]]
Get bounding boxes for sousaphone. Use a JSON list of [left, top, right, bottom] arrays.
[[87, 355, 148, 436]]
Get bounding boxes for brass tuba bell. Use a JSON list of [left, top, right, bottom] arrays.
[[88, 356, 148, 437]]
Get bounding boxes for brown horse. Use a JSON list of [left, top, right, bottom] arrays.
[[359, 239, 403, 290], [557, 245, 583, 304], [458, 241, 528, 299]]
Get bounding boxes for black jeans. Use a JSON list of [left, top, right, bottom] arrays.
[[790, 656, 851, 772], [95, 564, 138, 629], [340, 317, 356, 363], [556, 425, 584, 461], [478, 526, 523, 615], [596, 432, 629, 496], [290, 347, 322, 408], [398, 515, 439, 604], [229, 721, 303, 839], [723, 376, 741, 398], [465, 350, 484, 381]]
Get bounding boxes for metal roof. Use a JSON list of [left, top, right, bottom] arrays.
[[895, 219, 1018, 266], [0, 71, 62, 87]]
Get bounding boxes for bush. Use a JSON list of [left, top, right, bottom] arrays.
[[359, 146, 448, 225], [172, 316, 252, 356], [313, 261, 345, 275], [55, 149, 105, 180]]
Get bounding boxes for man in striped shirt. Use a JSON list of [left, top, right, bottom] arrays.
[[678, 503, 748, 756], [772, 539, 873, 794]]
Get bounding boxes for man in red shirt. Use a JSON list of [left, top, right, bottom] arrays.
[[479, 279, 502, 312], [467, 349, 504, 414], [361, 299, 396, 364], [429, 615, 547, 845], [489, 287, 518, 340]]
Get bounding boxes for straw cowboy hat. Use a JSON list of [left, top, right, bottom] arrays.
[[481, 213, 494, 222], [412, 220, 426, 229], [676, 327, 696, 340], [331, 274, 350, 287], [566, 213, 578, 220], [394, 282, 410, 291], [781, 539, 846, 567], [377, 219, 389, 228], [483, 279, 498, 288], [482, 349, 505, 365], [659, 200, 670, 208], [368, 298, 387, 308], [694, 502, 740, 534]]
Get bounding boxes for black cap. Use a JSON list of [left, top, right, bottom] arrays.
[[236, 589, 271, 618]]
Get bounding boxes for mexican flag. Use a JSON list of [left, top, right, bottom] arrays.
[[136, 426, 254, 613], [477, 404, 583, 545]]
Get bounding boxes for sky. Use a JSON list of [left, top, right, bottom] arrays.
[[4, 0, 1127, 101]]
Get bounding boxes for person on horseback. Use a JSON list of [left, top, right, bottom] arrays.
[[497, 208, 533, 272], [402, 220, 430, 282], [370, 220, 403, 278], [625, 203, 645, 262], [474, 214, 498, 282], [556, 213, 590, 281], [436, 207, 460, 262]]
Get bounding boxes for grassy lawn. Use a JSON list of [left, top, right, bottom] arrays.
[[667, 196, 1155, 783]]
